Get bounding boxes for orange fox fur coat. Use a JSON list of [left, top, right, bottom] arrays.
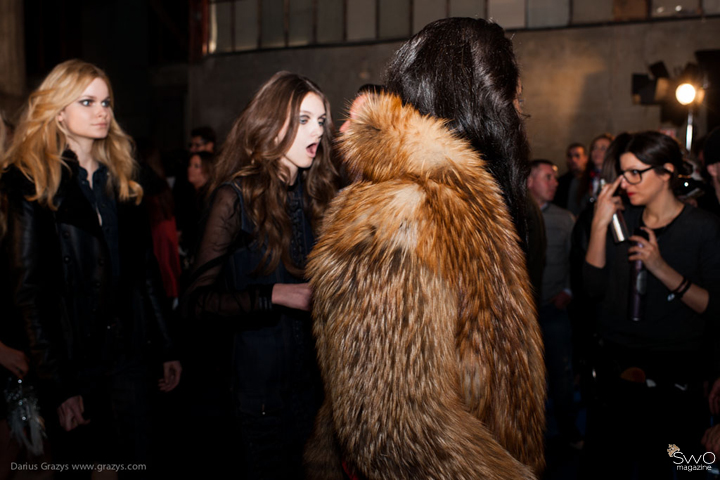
[[305, 93, 546, 480]]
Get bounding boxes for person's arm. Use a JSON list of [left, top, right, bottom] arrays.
[[181, 185, 311, 323], [582, 177, 624, 299], [57, 396, 89, 431], [628, 227, 709, 314], [0, 341, 29, 378], [158, 360, 181, 392], [125, 197, 184, 392], [585, 176, 623, 269], [4, 190, 80, 409]]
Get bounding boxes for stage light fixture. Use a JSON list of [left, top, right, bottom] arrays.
[[676, 83, 697, 105]]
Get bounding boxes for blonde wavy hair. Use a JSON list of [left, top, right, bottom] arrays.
[[1, 59, 142, 208]]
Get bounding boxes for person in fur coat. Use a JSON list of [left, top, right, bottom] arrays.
[[305, 18, 546, 480]]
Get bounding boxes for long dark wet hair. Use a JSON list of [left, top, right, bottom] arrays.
[[384, 17, 531, 245]]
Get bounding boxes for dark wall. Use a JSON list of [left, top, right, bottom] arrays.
[[188, 16, 720, 168], [23, 0, 188, 152]]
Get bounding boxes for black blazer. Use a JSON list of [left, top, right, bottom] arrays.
[[1, 160, 175, 407]]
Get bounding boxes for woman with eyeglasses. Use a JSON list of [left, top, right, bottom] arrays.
[[581, 131, 720, 479]]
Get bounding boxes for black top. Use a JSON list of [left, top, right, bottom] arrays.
[[583, 205, 720, 361], [182, 178, 321, 416], [1, 160, 174, 407], [74, 158, 120, 282]]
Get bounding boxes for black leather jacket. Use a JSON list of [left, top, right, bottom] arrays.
[[0, 158, 175, 407]]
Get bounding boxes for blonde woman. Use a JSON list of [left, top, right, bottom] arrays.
[[0, 59, 180, 475]]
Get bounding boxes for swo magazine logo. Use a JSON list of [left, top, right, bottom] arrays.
[[668, 444, 716, 472]]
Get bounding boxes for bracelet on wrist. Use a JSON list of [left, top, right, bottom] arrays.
[[675, 278, 692, 301], [667, 276, 690, 302]]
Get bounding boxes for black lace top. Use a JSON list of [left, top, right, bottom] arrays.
[[181, 177, 321, 416]]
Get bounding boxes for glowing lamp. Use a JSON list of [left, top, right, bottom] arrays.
[[675, 83, 697, 105]]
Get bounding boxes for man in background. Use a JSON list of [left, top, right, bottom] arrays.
[[528, 159, 582, 449], [555, 143, 587, 215]]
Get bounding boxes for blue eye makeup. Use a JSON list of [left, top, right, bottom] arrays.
[[78, 98, 111, 107]]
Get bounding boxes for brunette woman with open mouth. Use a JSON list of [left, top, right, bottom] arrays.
[[181, 71, 339, 478]]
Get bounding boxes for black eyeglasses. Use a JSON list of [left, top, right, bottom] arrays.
[[620, 166, 662, 185]]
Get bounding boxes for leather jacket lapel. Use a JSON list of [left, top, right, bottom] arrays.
[[54, 163, 104, 239]]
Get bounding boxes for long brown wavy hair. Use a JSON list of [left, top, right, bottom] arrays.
[[1, 59, 142, 209], [210, 71, 339, 277]]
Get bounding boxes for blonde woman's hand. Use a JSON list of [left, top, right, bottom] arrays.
[[272, 283, 313, 311], [0, 343, 29, 379], [57, 395, 90, 431], [159, 360, 182, 392]]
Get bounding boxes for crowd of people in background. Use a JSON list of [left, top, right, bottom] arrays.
[[0, 15, 720, 480], [531, 129, 720, 479]]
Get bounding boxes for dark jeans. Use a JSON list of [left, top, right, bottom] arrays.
[[49, 359, 153, 479], [539, 303, 578, 440]]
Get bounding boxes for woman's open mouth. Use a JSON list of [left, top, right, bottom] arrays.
[[307, 143, 318, 157]]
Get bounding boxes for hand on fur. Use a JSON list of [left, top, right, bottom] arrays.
[[272, 283, 312, 311]]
